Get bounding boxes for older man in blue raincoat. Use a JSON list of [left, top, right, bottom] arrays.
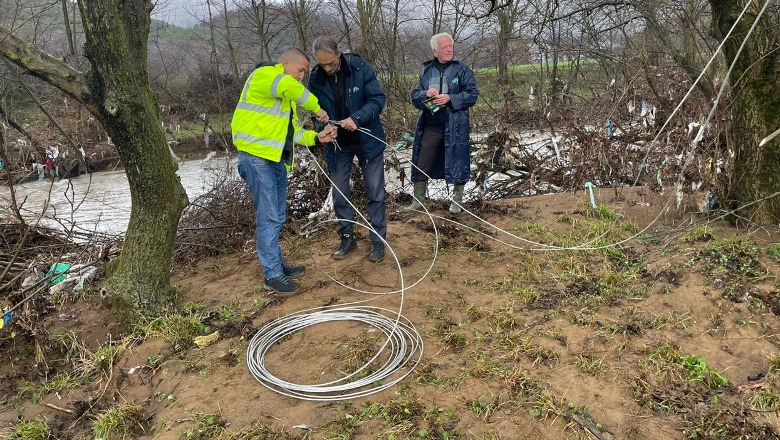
[[407, 32, 479, 214]]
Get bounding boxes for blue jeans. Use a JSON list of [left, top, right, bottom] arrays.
[[330, 146, 387, 244], [237, 151, 287, 279]]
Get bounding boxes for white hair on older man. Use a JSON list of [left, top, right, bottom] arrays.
[[430, 32, 453, 50]]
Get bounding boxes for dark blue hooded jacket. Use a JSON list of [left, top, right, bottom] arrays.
[[411, 59, 479, 184], [308, 53, 387, 169]]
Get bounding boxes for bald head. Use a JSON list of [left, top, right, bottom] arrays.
[[278, 47, 310, 82]]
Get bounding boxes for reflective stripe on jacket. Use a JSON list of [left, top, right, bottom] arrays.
[[231, 63, 321, 169]]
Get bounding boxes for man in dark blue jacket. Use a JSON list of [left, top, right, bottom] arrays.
[[407, 32, 479, 214], [309, 36, 388, 263]]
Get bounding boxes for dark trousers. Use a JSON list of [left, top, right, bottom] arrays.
[[330, 145, 387, 244], [414, 128, 444, 182]]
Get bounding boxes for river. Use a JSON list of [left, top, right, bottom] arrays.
[[1, 155, 234, 237]]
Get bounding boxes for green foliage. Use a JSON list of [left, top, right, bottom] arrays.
[[93, 403, 146, 440], [748, 354, 780, 411], [587, 204, 617, 221], [766, 243, 780, 261], [134, 312, 210, 347], [680, 355, 728, 389], [17, 372, 89, 404], [7, 418, 49, 440], [683, 226, 714, 243], [182, 413, 226, 439]]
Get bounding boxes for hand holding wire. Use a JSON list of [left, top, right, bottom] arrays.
[[339, 117, 357, 132], [315, 108, 329, 123], [317, 124, 338, 143]]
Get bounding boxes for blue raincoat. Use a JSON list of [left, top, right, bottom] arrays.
[[410, 59, 479, 184]]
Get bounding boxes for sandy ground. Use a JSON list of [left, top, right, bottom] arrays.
[[2, 187, 780, 439]]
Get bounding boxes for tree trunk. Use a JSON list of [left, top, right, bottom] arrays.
[[78, 0, 189, 323], [710, 0, 780, 224], [497, 10, 510, 89]]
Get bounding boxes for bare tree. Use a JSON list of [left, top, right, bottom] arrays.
[[0, 0, 189, 325]]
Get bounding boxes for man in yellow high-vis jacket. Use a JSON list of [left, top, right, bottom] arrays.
[[232, 47, 337, 296]]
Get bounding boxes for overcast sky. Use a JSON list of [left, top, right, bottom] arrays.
[[151, 0, 204, 28]]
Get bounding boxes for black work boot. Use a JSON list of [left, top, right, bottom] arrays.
[[282, 261, 306, 279], [333, 233, 357, 260], [368, 242, 385, 263], [263, 274, 300, 296]]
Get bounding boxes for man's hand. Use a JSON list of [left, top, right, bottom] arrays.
[[426, 88, 439, 98], [340, 117, 358, 132], [317, 125, 338, 143], [432, 94, 450, 105], [315, 108, 329, 123]]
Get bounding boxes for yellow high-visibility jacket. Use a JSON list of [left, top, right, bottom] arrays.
[[231, 63, 321, 170]]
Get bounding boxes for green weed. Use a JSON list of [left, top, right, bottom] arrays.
[[17, 372, 88, 404], [7, 418, 48, 440], [767, 243, 780, 262], [93, 403, 146, 440], [182, 413, 226, 439]]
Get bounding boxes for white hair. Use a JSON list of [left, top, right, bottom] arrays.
[[430, 32, 453, 50]]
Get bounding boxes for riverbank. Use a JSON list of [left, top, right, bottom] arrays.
[[2, 187, 779, 439]]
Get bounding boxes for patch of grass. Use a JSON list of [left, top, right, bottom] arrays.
[[645, 341, 728, 390], [7, 418, 49, 440], [556, 212, 578, 225], [93, 402, 146, 440], [181, 413, 226, 439], [749, 354, 780, 411], [652, 310, 695, 330], [767, 243, 780, 262], [688, 235, 764, 279], [430, 319, 468, 352], [587, 204, 617, 221], [135, 313, 210, 347], [17, 372, 89, 404], [574, 354, 613, 377], [488, 300, 525, 330], [683, 226, 714, 243], [431, 269, 449, 281], [465, 394, 502, 421], [465, 304, 487, 322], [336, 335, 383, 378], [502, 333, 560, 367], [512, 286, 539, 305], [508, 220, 549, 238], [537, 327, 567, 346]]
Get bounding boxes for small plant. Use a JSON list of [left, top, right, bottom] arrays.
[[93, 403, 146, 440], [509, 220, 549, 237], [683, 226, 713, 242], [465, 304, 486, 322], [17, 372, 88, 404], [587, 204, 616, 221], [574, 354, 611, 377], [135, 314, 210, 347], [680, 355, 728, 389], [466, 394, 501, 420], [8, 418, 48, 440], [182, 413, 226, 439], [748, 354, 780, 411], [513, 286, 539, 304], [767, 243, 780, 262]]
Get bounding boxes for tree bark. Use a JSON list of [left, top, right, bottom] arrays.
[[1, 0, 189, 325], [710, 0, 780, 224], [78, 0, 189, 323]]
